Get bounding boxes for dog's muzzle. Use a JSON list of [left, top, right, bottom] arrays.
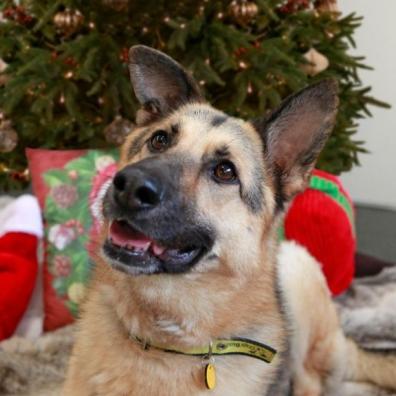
[[102, 158, 214, 276]]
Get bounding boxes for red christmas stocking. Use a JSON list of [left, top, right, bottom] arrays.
[[0, 196, 43, 341]]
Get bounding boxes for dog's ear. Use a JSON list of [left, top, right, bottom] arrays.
[[129, 45, 203, 125], [253, 79, 339, 208]]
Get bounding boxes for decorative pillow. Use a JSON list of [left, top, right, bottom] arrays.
[[27, 148, 119, 330]]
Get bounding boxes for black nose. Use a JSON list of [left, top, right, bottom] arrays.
[[113, 165, 163, 210]]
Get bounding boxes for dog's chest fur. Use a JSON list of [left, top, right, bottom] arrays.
[[65, 262, 289, 396]]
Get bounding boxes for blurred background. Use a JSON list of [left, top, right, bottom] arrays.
[[339, 0, 395, 261], [0, 0, 394, 259]]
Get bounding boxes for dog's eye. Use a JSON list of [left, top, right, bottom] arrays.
[[213, 161, 238, 184], [150, 130, 170, 152]]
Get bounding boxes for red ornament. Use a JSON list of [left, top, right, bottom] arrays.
[[120, 47, 129, 63], [10, 168, 30, 182], [64, 56, 78, 67], [234, 47, 248, 57], [278, 0, 310, 14], [3, 6, 33, 25]]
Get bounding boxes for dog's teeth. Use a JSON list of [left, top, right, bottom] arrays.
[[152, 243, 166, 256]]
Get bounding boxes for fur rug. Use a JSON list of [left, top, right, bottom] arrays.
[[1, 266, 396, 396]]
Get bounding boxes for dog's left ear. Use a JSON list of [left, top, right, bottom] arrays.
[[253, 79, 339, 206], [129, 45, 203, 125]]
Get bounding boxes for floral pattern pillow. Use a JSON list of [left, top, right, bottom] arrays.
[[43, 150, 118, 315]]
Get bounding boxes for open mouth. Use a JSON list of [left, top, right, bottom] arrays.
[[103, 220, 205, 275]]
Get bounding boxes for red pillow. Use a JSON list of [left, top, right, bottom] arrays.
[[27, 149, 85, 331], [27, 148, 118, 331]]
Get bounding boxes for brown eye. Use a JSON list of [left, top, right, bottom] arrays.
[[150, 130, 169, 152], [213, 161, 238, 184]]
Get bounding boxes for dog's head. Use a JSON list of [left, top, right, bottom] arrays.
[[102, 45, 338, 278]]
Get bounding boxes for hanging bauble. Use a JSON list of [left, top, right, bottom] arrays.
[[0, 120, 18, 153], [120, 47, 129, 63], [228, 0, 258, 26], [278, 0, 310, 14], [3, 6, 33, 25], [301, 48, 329, 76], [314, 0, 339, 13], [53, 8, 84, 36], [104, 116, 134, 146], [0, 58, 9, 86], [102, 0, 129, 11], [0, 163, 29, 181]]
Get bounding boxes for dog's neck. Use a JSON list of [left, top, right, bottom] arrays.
[[95, 235, 284, 350]]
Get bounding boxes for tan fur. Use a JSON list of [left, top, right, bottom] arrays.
[[64, 98, 396, 395]]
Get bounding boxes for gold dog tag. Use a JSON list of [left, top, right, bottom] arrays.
[[204, 363, 216, 390]]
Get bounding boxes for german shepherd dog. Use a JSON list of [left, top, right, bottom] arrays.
[[64, 46, 396, 396]]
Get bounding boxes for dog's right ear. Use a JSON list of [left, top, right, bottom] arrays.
[[129, 45, 203, 125]]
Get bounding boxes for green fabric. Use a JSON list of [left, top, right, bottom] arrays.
[[309, 175, 354, 227], [43, 150, 119, 315]]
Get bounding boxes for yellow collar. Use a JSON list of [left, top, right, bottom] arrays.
[[131, 335, 276, 390], [131, 335, 277, 364]]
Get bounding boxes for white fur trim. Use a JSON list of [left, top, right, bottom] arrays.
[[0, 195, 43, 238]]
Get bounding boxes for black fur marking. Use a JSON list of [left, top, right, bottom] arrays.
[[240, 171, 264, 213], [207, 253, 218, 261], [128, 128, 150, 158], [204, 144, 264, 213], [214, 145, 230, 158], [211, 115, 227, 127], [272, 164, 286, 213], [170, 123, 180, 136], [265, 267, 292, 395], [128, 124, 181, 158]]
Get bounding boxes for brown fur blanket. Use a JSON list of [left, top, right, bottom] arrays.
[[1, 265, 396, 396]]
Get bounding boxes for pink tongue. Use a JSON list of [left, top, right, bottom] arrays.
[[109, 221, 151, 251], [109, 221, 167, 256]]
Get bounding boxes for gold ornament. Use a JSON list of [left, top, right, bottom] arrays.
[[0, 59, 7, 70], [238, 60, 248, 70], [59, 94, 65, 105], [0, 163, 29, 181], [301, 48, 329, 76], [64, 70, 74, 79], [0, 119, 18, 153], [0, 58, 9, 86], [104, 116, 134, 146], [102, 0, 129, 11], [315, 0, 339, 13], [53, 8, 84, 36], [229, 0, 258, 26]]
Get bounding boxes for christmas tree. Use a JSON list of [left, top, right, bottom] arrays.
[[0, 0, 389, 190]]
